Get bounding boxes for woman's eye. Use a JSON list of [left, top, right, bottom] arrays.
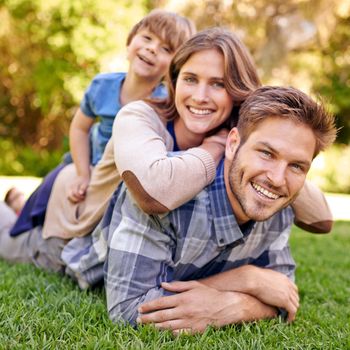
[[212, 81, 225, 88], [183, 76, 196, 83], [143, 35, 151, 41], [162, 46, 171, 53], [260, 150, 272, 158]]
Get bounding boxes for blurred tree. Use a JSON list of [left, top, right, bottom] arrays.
[[0, 0, 146, 150], [172, 0, 350, 143], [314, 13, 350, 143], [0, 0, 349, 164]]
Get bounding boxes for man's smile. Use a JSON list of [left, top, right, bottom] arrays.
[[251, 182, 281, 200]]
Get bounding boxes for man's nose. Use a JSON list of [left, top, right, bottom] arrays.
[[266, 163, 287, 187]]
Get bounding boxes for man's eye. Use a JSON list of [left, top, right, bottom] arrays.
[[290, 163, 303, 172]]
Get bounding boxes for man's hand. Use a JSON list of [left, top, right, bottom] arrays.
[[137, 281, 277, 334], [67, 175, 90, 203], [244, 268, 299, 322], [200, 266, 299, 322]]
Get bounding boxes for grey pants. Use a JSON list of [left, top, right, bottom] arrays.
[[0, 201, 66, 273]]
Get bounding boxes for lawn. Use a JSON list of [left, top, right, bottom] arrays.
[[0, 221, 349, 349]]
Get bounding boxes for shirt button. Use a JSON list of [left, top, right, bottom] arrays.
[[219, 238, 225, 244]]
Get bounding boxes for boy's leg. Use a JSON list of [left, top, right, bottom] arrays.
[[0, 201, 66, 273]]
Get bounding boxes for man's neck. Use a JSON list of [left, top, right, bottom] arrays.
[[120, 72, 159, 106], [223, 159, 250, 225]]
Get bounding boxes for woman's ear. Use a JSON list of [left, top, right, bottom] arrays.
[[225, 128, 241, 161]]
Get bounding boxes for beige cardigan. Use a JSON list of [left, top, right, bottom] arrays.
[[43, 101, 332, 239], [42, 101, 215, 239]]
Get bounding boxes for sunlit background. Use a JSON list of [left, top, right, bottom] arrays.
[[0, 0, 349, 198]]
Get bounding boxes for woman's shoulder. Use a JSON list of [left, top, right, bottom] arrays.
[[119, 100, 164, 121]]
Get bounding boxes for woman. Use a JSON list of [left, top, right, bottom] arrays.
[[60, 28, 332, 288]]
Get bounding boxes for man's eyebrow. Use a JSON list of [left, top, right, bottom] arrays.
[[257, 141, 312, 168]]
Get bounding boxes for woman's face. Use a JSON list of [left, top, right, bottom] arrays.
[[175, 49, 234, 137]]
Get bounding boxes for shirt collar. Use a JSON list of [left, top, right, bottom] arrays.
[[208, 159, 255, 247]]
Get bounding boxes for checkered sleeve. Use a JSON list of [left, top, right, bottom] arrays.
[[248, 207, 296, 281], [265, 207, 296, 280], [105, 186, 176, 325]]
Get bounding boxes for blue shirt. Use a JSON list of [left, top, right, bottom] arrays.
[[81, 72, 167, 165], [104, 159, 296, 325]]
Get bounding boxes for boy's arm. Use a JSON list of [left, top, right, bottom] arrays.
[[292, 180, 333, 233], [68, 108, 94, 203]]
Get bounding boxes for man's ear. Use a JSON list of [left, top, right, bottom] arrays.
[[225, 127, 241, 161]]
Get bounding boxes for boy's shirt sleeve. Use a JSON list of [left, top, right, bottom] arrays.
[[80, 77, 99, 118]]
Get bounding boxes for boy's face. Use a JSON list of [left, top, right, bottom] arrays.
[[225, 117, 316, 224], [127, 29, 173, 82]]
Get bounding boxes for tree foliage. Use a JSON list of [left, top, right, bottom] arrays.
[[0, 0, 146, 149], [0, 0, 349, 177]]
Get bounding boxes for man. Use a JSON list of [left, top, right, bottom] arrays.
[[103, 86, 336, 333]]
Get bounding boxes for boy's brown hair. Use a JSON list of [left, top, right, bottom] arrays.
[[126, 9, 196, 53], [237, 86, 337, 156]]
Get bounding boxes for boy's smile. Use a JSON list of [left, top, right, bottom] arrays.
[[127, 29, 173, 82]]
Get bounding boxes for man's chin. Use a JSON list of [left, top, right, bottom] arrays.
[[245, 204, 285, 222]]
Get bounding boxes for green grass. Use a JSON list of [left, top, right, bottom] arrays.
[[0, 222, 349, 349]]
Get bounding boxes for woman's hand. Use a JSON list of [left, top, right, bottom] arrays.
[[200, 129, 229, 166]]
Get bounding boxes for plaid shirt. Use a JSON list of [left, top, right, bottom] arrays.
[[103, 160, 295, 325]]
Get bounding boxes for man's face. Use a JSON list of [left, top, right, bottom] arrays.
[[225, 117, 316, 224]]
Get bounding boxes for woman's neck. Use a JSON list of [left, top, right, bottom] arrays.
[[174, 118, 205, 150], [120, 72, 159, 106]]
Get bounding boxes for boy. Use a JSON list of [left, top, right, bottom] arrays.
[[9, 10, 196, 236]]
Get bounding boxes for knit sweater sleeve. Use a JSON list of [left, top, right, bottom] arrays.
[[112, 101, 216, 214], [291, 180, 333, 233]]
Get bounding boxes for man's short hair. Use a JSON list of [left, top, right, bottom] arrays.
[[126, 9, 196, 53], [237, 86, 337, 156]]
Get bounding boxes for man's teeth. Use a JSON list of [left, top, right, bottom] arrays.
[[252, 183, 279, 200], [189, 107, 212, 115]]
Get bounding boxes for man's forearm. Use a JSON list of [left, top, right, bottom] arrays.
[[197, 264, 299, 321], [138, 283, 278, 332], [219, 291, 278, 326], [199, 264, 257, 293]]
